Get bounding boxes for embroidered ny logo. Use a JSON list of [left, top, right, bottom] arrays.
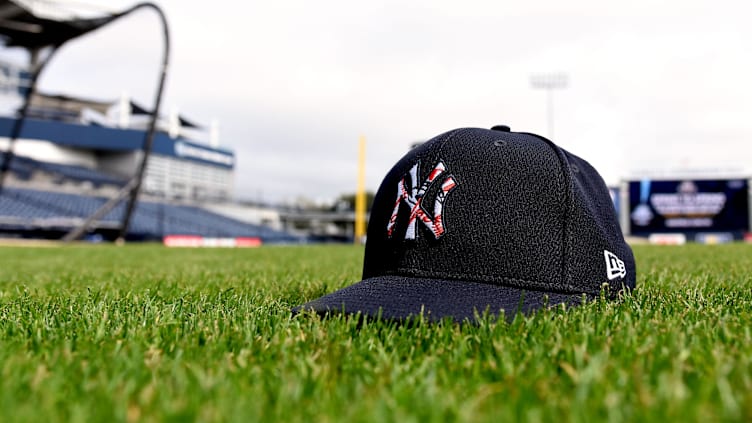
[[386, 160, 458, 240]]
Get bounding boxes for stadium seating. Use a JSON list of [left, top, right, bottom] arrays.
[[38, 161, 126, 187], [1, 152, 125, 187], [0, 153, 301, 242], [0, 187, 302, 243]]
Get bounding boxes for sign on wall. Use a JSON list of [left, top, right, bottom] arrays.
[[628, 179, 749, 233]]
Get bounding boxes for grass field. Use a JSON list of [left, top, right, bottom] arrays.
[[0, 243, 750, 422]]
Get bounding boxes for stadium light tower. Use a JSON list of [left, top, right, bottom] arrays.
[[530, 73, 568, 139]]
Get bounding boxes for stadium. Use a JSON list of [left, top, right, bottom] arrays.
[[0, 69, 300, 243], [0, 1, 750, 422]]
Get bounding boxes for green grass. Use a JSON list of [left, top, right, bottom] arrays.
[[0, 244, 750, 422]]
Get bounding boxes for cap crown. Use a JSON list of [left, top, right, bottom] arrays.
[[363, 127, 635, 296]]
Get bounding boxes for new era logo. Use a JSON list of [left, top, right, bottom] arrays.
[[604, 250, 626, 280]]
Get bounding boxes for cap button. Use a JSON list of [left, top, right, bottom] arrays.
[[491, 125, 511, 132]]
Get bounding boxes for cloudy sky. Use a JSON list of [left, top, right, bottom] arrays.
[[5, 0, 752, 203]]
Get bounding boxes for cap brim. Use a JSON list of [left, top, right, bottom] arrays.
[[292, 275, 593, 323]]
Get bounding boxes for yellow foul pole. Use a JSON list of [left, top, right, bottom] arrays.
[[354, 136, 367, 245]]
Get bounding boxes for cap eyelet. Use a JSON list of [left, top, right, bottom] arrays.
[[571, 164, 580, 173], [493, 139, 507, 147]]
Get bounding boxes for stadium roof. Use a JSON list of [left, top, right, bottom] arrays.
[[0, 0, 122, 50], [23, 92, 204, 129], [130, 101, 203, 129], [31, 92, 112, 115]]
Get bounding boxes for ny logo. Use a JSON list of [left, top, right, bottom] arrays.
[[386, 160, 458, 240]]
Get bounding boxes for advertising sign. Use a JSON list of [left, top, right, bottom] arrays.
[[628, 179, 749, 234]]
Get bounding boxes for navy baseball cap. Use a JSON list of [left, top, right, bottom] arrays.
[[294, 126, 636, 322]]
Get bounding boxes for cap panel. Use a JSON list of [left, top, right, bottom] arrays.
[[561, 150, 636, 294], [363, 128, 569, 293]]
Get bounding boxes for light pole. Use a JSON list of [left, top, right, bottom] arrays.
[[530, 73, 568, 139]]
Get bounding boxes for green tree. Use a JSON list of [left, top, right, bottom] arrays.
[[333, 192, 375, 211]]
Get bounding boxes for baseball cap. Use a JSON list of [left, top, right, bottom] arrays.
[[294, 126, 636, 322]]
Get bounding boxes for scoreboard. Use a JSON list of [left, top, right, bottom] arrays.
[[626, 179, 750, 235]]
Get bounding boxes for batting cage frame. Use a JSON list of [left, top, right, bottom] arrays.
[[0, 0, 170, 243]]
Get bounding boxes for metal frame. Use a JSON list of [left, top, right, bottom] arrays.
[[0, 2, 171, 242]]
